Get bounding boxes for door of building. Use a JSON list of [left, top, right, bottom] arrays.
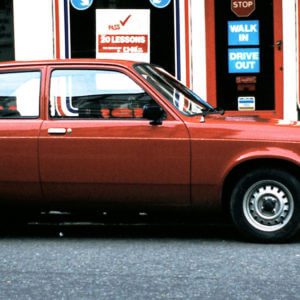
[[206, 0, 283, 117]]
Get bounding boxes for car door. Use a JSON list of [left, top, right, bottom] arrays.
[[0, 67, 43, 207], [39, 65, 190, 209]]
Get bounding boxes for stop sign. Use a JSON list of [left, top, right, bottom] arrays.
[[231, 0, 256, 17]]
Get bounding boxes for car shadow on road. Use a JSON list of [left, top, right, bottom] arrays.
[[0, 223, 239, 241], [1, 213, 300, 243], [0, 215, 240, 241]]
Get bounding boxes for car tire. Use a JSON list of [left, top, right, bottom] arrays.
[[230, 168, 300, 242]]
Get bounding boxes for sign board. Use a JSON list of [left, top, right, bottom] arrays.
[[149, 0, 171, 9], [228, 48, 260, 73], [238, 96, 255, 111], [70, 0, 93, 11], [96, 9, 150, 62], [231, 0, 256, 17], [228, 20, 259, 46]]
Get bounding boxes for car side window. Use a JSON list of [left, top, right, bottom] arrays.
[[50, 69, 158, 119], [0, 72, 40, 118]]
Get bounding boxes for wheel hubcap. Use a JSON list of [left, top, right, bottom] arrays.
[[243, 180, 294, 232]]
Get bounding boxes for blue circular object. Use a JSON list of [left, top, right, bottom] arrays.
[[70, 0, 93, 11], [149, 0, 171, 9]]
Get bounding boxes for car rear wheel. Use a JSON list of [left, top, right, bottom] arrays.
[[230, 169, 300, 242]]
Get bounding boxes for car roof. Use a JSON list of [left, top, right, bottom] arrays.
[[0, 58, 141, 69]]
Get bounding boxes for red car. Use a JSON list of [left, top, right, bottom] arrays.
[[0, 59, 299, 241]]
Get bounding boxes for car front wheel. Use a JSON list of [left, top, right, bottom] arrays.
[[230, 169, 300, 242]]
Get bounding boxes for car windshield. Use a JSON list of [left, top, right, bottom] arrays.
[[134, 63, 215, 116]]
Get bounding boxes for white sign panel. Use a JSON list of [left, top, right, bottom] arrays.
[[96, 9, 150, 62]]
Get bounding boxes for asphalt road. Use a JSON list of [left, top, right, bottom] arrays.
[[0, 222, 300, 300]]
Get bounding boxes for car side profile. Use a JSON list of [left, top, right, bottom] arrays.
[[0, 59, 299, 242]]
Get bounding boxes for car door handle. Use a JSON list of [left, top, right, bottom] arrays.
[[48, 128, 67, 135], [48, 128, 73, 135]]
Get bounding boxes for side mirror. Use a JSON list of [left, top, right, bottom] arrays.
[[215, 106, 225, 115], [143, 104, 165, 126]]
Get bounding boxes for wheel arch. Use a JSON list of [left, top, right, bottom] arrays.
[[222, 158, 300, 215]]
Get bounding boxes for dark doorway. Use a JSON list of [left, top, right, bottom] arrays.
[[0, 0, 14, 61], [70, 0, 175, 74], [214, 0, 275, 111]]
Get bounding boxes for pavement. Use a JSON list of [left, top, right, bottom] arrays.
[[0, 221, 300, 299]]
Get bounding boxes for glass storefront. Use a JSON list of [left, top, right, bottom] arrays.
[[70, 0, 175, 74]]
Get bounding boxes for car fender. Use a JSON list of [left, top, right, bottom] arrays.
[[221, 146, 300, 194]]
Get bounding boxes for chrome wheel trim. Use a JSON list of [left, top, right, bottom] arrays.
[[243, 180, 294, 232]]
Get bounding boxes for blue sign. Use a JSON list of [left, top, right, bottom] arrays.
[[70, 0, 93, 11], [149, 0, 171, 9], [228, 48, 260, 73], [228, 20, 259, 46]]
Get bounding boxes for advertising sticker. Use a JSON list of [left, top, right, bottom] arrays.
[[149, 0, 172, 9], [238, 96, 255, 111], [70, 0, 93, 11], [96, 9, 150, 62], [231, 0, 256, 17]]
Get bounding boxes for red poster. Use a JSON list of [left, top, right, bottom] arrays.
[[96, 10, 150, 61]]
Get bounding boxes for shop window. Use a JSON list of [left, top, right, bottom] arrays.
[[0, 0, 14, 61], [69, 0, 175, 74], [50, 69, 157, 119], [0, 72, 40, 118]]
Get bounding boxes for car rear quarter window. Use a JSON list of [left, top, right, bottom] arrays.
[[50, 69, 158, 119], [0, 71, 40, 118]]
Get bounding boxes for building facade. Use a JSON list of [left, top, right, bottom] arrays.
[[2, 0, 300, 120]]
